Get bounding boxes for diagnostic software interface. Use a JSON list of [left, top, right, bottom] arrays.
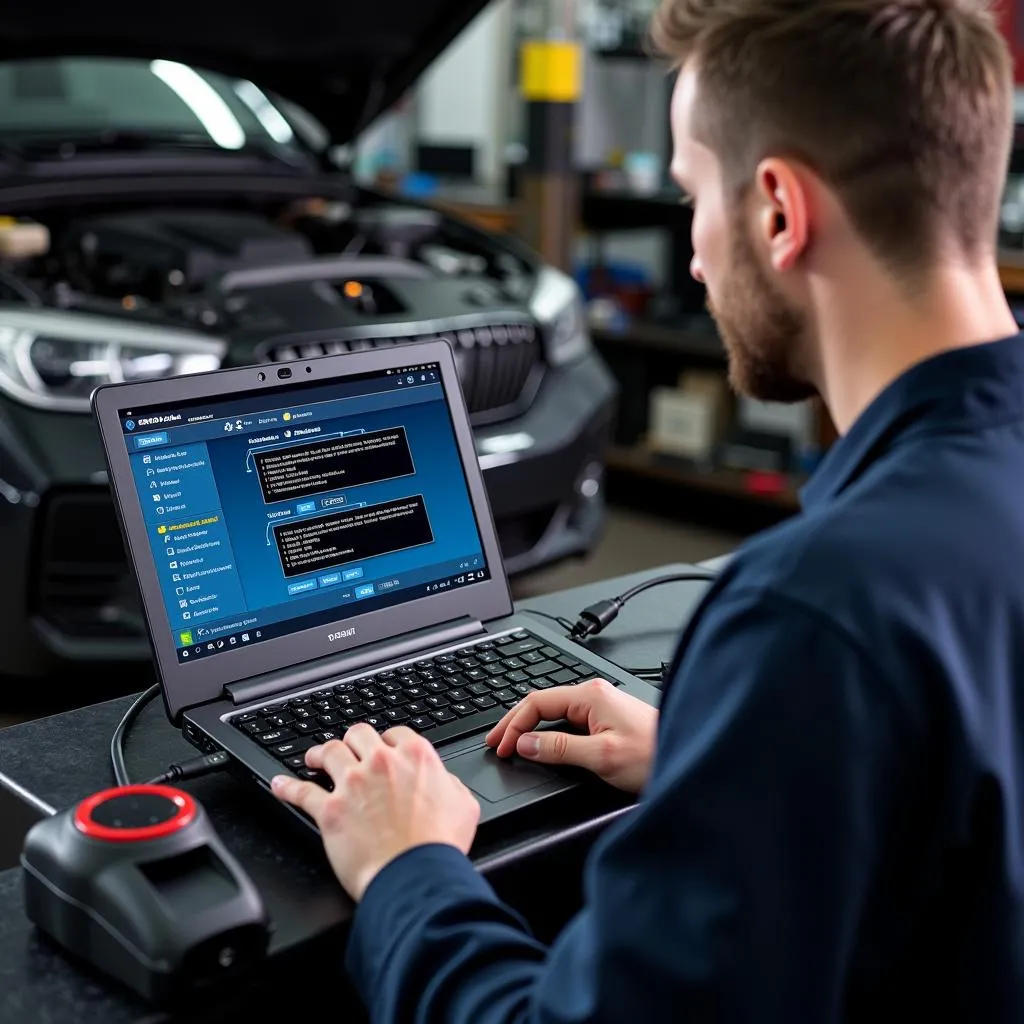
[[118, 361, 490, 664]]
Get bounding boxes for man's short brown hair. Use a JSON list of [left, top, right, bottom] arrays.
[[651, 0, 1013, 275]]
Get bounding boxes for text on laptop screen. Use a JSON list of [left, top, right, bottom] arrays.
[[117, 361, 490, 663]]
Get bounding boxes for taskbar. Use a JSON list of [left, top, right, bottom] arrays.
[[175, 566, 491, 662]]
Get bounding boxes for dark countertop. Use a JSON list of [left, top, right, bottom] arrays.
[[0, 562, 718, 1023]]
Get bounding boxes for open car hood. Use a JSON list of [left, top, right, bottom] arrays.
[[0, 0, 493, 145]]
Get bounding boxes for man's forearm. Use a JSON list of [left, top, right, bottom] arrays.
[[346, 844, 549, 1024]]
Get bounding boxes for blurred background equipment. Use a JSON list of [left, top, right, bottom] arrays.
[[3, 0, 1024, 724], [0, 3, 617, 708]]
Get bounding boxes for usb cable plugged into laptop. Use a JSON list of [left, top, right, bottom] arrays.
[[523, 571, 718, 685], [521, 613, 672, 683], [566, 572, 718, 641], [110, 683, 233, 787], [145, 750, 231, 786]]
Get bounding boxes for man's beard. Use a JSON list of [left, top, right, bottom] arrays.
[[706, 208, 817, 403]]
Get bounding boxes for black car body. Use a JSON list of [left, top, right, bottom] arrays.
[[0, 2, 617, 680]]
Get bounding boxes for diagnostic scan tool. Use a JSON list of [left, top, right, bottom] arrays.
[[21, 784, 269, 1003]]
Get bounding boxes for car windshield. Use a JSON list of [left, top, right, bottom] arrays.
[[0, 57, 318, 153]]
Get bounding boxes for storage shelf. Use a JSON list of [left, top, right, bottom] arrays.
[[999, 257, 1024, 296], [606, 444, 804, 512], [592, 318, 726, 361], [581, 188, 691, 232], [590, 45, 651, 61]]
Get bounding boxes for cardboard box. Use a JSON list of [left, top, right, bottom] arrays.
[[647, 372, 729, 460]]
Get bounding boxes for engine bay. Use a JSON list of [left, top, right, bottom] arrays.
[[0, 195, 536, 338], [0, 194, 547, 422]]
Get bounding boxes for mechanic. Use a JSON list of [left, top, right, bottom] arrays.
[[270, 1, 1024, 1020]]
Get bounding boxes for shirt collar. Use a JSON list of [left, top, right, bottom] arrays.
[[801, 331, 1024, 511]]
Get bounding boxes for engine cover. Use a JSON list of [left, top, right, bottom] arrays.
[[62, 210, 313, 300]]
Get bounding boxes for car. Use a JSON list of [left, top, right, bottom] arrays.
[[0, 3, 618, 684]]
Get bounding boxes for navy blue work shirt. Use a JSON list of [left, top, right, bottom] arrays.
[[346, 333, 1024, 1022]]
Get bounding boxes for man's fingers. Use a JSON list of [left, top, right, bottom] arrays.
[[312, 737, 357, 776], [271, 773, 329, 821], [488, 687, 592, 758], [344, 722, 385, 760], [381, 725, 422, 749], [485, 705, 521, 748], [516, 729, 602, 773], [487, 690, 574, 757]]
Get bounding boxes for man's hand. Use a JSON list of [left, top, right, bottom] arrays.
[[486, 679, 658, 794], [271, 724, 481, 901]]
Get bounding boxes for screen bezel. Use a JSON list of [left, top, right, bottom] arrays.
[[92, 340, 513, 723]]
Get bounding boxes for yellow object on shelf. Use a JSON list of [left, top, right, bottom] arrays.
[[520, 40, 583, 103], [0, 218, 49, 258]]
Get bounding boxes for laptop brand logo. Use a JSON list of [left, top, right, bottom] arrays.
[[328, 628, 357, 642]]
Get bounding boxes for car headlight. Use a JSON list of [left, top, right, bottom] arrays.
[[0, 307, 226, 412], [530, 265, 591, 367]]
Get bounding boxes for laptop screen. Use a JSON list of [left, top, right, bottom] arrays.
[[115, 358, 491, 666]]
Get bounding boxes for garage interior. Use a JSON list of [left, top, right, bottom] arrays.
[[0, 0, 822, 727], [3, 0, 1021, 731], [0, 4, 1022, 712], [2, 0, 1024, 1019]]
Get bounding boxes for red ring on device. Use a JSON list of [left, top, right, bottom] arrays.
[[73, 784, 197, 842]]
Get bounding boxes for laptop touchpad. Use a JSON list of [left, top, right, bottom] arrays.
[[447, 750, 560, 803]]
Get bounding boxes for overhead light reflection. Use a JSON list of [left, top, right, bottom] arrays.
[[233, 80, 294, 143], [150, 60, 245, 149]]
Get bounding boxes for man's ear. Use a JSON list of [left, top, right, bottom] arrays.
[[755, 158, 811, 272]]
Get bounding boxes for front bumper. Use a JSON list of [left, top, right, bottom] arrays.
[[0, 351, 617, 680], [476, 353, 616, 575]]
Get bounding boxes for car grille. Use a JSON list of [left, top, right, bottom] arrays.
[[264, 322, 543, 424], [494, 503, 559, 562]]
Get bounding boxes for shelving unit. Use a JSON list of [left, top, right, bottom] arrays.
[[606, 444, 805, 511], [580, 183, 822, 518], [592, 317, 726, 361], [591, 317, 813, 514], [575, 42, 1024, 519], [999, 253, 1024, 295]]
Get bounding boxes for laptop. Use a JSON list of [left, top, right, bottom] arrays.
[[92, 339, 661, 829]]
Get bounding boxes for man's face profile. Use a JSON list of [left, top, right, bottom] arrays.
[[670, 65, 816, 404]]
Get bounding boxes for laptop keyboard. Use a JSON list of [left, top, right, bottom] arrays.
[[229, 630, 609, 787]]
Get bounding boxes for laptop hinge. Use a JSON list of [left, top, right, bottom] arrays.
[[225, 616, 486, 707]]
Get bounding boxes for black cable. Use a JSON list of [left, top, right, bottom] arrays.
[[145, 751, 232, 786], [520, 608, 577, 634], [628, 665, 669, 678], [521, 610, 672, 684], [0, 266, 42, 305], [111, 685, 235, 789], [615, 572, 719, 606], [567, 572, 718, 641], [110, 683, 161, 787]]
